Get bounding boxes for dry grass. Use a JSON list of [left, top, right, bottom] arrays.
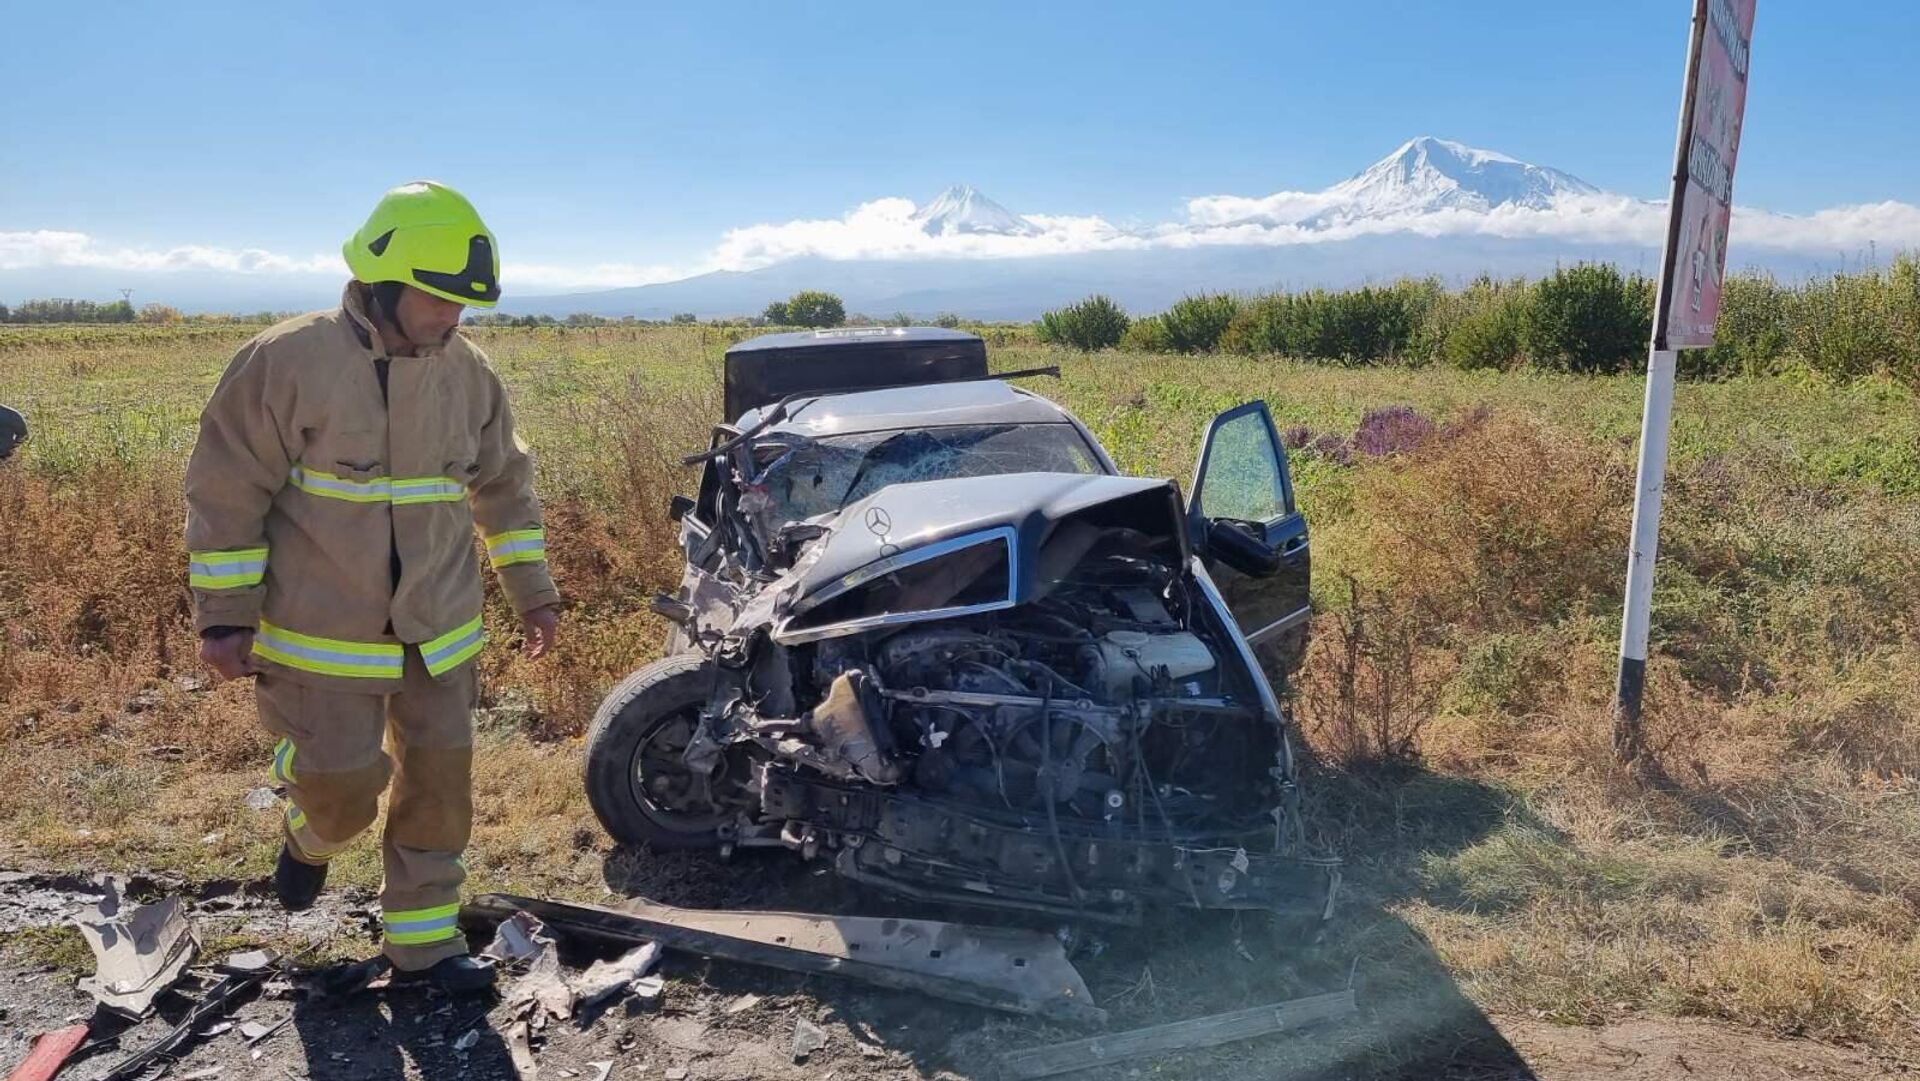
[[3, 324, 1919, 1050]]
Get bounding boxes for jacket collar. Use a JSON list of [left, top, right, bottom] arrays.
[[340, 281, 449, 360]]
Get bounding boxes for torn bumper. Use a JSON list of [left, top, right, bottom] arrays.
[[761, 770, 1340, 922]]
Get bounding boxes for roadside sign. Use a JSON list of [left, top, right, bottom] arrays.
[[1656, 0, 1757, 349], [1614, 0, 1758, 763]]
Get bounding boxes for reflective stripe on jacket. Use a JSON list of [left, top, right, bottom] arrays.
[[185, 282, 560, 692]]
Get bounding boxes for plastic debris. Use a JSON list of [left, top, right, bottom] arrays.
[[72, 879, 199, 1018], [219, 950, 275, 974], [4, 1023, 90, 1081], [453, 1029, 480, 1052], [97, 957, 278, 1081], [507, 1018, 540, 1079], [243, 788, 279, 811], [586, 1063, 613, 1081], [484, 910, 555, 964], [241, 1017, 289, 1045], [572, 942, 662, 1009], [791, 1018, 829, 1063], [494, 912, 573, 1022]]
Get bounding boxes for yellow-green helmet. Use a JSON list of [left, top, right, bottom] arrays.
[[342, 181, 500, 307]]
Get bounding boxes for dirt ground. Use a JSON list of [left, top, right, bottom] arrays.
[[2, 864, 1910, 1081]]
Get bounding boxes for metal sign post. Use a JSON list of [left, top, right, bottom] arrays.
[[1614, 0, 1757, 763]]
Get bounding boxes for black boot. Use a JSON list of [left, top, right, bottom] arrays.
[[394, 954, 496, 995], [273, 844, 327, 912]]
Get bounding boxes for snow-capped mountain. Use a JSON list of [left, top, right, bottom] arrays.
[[45, 136, 1904, 318], [910, 184, 1041, 237], [1307, 135, 1602, 225]]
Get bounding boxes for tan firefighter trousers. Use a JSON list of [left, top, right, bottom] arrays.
[[257, 648, 476, 971]]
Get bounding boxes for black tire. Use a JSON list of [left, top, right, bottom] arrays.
[[584, 654, 735, 849]]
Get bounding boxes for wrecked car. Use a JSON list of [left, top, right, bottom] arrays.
[[585, 327, 1338, 922]]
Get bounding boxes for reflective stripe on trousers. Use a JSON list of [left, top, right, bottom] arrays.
[[270, 738, 297, 785], [384, 902, 463, 946]]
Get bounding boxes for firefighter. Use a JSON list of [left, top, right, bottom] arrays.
[[185, 181, 560, 992]]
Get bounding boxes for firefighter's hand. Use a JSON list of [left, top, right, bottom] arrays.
[[521, 605, 560, 660], [199, 630, 257, 681]]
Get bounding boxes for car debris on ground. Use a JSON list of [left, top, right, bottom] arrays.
[[72, 878, 199, 1018], [571, 942, 662, 1011], [790, 1018, 829, 1064], [3, 1023, 89, 1081], [465, 893, 1105, 1025], [95, 949, 281, 1081]]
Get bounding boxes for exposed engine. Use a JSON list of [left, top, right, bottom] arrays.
[[586, 446, 1338, 922], [640, 533, 1336, 923]]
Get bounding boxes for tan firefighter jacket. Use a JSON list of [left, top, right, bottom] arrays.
[[185, 282, 560, 693]]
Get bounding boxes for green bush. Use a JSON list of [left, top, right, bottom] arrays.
[[1682, 273, 1789, 379], [1785, 259, 1920, 383], [1160, 293, 1241, 353], [1037, 294, 1129, 351], [1521, 264, 1653, 374], [1433, 277, 1530, 371], [784, 290, 847, 328], [1121, 315, 1171, 352]]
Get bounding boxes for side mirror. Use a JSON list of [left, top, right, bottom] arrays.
[[1206, 519, 1280, 578], [668, 494, 696, 522]]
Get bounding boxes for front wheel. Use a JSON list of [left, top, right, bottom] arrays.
[[584, 654, 746, 849]]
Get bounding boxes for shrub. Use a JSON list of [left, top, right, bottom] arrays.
[[932, 312, 963, 329], [1682, 272, 1788, 379], [1784, 259, 1920, 383], [1160, 293, 1241, 353], [1037, 294, 1129, 351], [1121, 315, 1171, 352], [761, 300, 789, 324], [1436, 278, 1530, 370], [1521, 263, 1653, 374], [781, 291, 846, 328], [669, 312, 697, 324]]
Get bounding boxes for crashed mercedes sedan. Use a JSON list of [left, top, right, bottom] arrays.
[[585, 327, 1339, 922]]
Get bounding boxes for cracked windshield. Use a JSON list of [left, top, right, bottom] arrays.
[[758, 423, 1100, 523]]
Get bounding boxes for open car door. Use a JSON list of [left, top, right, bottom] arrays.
[[1188, 401, 1311, 679]]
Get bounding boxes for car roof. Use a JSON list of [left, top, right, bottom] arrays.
[[740, 379, 1080, 438], [727, 326, 981, 354]]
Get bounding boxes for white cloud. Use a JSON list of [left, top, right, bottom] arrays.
[[702, 189, 1920, 269], [7, 188, 1920, 298], [705, 198, 1143, 270], [0, 230, 341, 275], [1730, 201, 1920, 251], [0, 229, 685, 292]]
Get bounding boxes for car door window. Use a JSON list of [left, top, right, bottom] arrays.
[[1197, 409, 1289, 523]]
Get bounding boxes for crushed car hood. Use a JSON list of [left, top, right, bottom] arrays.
[[789, 472, 1189, 606]]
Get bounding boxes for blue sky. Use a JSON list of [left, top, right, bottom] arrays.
[[2, 0, 1915, 292]]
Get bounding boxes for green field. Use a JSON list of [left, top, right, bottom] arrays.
[[3, 323, 1919, 1055]]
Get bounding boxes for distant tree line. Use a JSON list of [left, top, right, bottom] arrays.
[[0, 299, 303, 325], [1036, 256, 1920, 385], [1, 298, 137, 324]]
